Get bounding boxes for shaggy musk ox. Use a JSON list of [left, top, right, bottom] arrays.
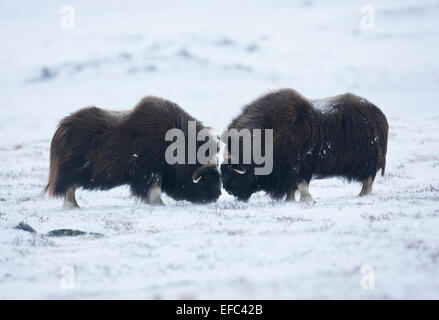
[[221, 88, 388, 202], [45, 96, 221, 208]]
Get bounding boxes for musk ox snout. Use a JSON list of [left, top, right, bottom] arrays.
[[45, 96, 221, 208], [220, 163, 256, 201]]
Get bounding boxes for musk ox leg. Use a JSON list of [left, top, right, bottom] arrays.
[[298, 181, 313, 202], [143, 182, 164, 206], [285, 187, 297, 201], [359, 177, 374, 196], [62, 186, 79, 209]]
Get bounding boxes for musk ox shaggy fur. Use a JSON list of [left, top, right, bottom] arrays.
[[45, 96, 221, 208], [221, 88, 389, 202]]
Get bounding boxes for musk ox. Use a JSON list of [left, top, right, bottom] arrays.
[[221, 88, 388, 202], [45, 96, 221, 208]]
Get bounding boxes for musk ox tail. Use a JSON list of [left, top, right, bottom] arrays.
[[44, 123, 66, 197], [44, 151, 57, 197], [45, 118, 76, 198], [377, 107, 389, 178]]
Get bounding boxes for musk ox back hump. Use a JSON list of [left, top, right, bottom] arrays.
[[123, 96, 196, 134], [227, 88, 318, 161]]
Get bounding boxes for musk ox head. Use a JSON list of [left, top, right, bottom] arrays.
[[188, 163, 222, 203], [220, 163, 257, 201], [220, 148, 259, 201], [162, 122, 222, 204], [184, 131, 222, 204], [167, 163, 221, 204]]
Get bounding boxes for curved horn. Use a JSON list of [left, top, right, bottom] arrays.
[[233, 168, 247, 175], [192, 163, 217, 183], [193, 176, 202, 184]]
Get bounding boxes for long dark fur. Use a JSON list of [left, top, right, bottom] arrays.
[[45, 96, 221, 204], [221, 88, 389, 201]]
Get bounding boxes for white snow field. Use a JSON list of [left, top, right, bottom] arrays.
[[1, 0, 439, 299]]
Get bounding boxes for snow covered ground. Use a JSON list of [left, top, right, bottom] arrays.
[[1, 0, 439, 299]]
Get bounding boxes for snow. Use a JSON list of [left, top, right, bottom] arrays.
[[310, 98, 337, 113], [1, 0, 439, 299]]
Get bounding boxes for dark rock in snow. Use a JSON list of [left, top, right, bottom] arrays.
[[46, 229, 87, 237], [15, 222, 104, 238], [15, 222, 37, 233], [46, 229, 104, 237]]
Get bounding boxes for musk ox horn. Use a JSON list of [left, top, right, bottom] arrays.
[[192, 163, 217, 183], [223, 148, 245, 174], [233, 168, 246, 174], [193, 176, 202, 184]]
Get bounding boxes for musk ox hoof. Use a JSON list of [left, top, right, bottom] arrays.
[[62, 202, 80, 209], [299, 194, 314, 203], [62, 199, 80, 209], [144, 198, 165, 206], [62, 186, 79, 209]]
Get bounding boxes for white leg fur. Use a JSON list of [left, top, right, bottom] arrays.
[[144, 183, 164, 206], [359, 177, 374, 196], [63, 186, 79, 209], [298, 181, 313, 202], [285, 188, 297, 201]]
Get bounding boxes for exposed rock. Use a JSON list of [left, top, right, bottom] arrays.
[[15, 222, 103, 237], [46, 229, 104, 238], [15, 222, 37, 233]]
